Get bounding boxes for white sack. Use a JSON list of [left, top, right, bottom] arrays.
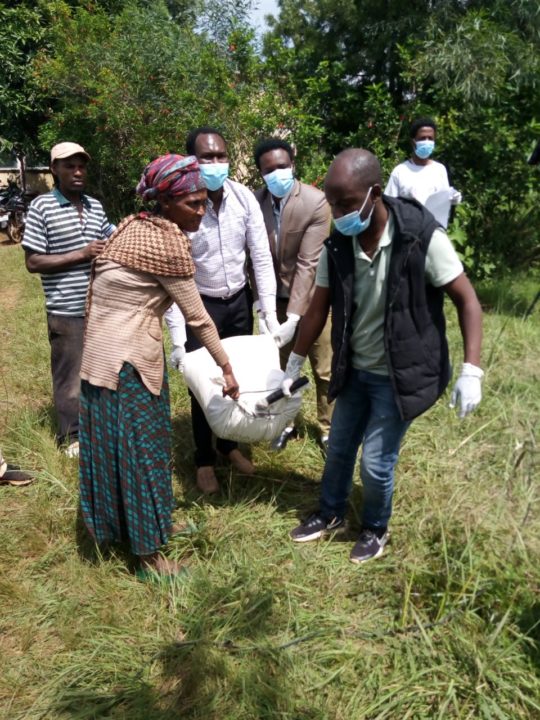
[[182, 334, 303, 443]]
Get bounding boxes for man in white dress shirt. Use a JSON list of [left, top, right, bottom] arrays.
[[166, 127, 278, 493]]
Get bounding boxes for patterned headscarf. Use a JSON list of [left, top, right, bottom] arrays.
[[136, 153, 205, 201]]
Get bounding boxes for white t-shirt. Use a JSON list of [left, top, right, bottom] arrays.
[[385, 160, 450, 205]]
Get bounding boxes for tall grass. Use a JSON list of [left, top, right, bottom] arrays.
[[1, 240, 539, 719]]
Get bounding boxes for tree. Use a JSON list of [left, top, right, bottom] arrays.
[[32, 0, 294, 217], [0, 2, 49, 157]]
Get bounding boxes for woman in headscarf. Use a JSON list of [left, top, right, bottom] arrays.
[[79, 154, 239, 576]]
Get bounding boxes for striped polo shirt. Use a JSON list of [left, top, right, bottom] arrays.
[[22, 188, 115, 316]]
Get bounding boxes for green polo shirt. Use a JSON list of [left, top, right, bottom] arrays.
[[315, 216, 463, 375]]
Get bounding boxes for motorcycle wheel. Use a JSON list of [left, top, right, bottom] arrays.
[[7, 212, 25, 244]]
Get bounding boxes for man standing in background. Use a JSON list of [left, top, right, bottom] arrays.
[[22, 142, 115, 456], [253, 137, 333, 451], [385, 117, 461, 227]]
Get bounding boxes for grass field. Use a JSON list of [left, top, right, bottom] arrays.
[[0, 236, 539, 719]]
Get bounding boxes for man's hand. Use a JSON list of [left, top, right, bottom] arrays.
[[258, 314, 270, 335], [273, 313, 300, 348], [284, 351, 306, 382], [84, 239, 107, 259], [169, 345, 186, 371], [449, 362, 484, 418], [263, 311, 281, 335]]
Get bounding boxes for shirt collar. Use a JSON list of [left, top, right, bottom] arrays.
[[53, 187, 90, 208], [354, 215, 393, 260], [270, 184, 293, 213]]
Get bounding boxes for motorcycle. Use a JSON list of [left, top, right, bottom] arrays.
[[0, 181, 30, 244]]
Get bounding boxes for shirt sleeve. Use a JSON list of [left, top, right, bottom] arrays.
[[425, 228, 464, 287], [287, 193, 331, 316], [384, 168, 401, 197], [157, 275, 228, 368], [315, 246, 330, 288], [102, 217, 116, 237], [21, 202, 47, 253], [96, 202, 116, 238], [243, 188, 277, 313]]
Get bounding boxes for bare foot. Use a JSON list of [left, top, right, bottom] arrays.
[[226, 449, 255, 475], [139, 553, 185, 576], [196, 465, 219, 494]]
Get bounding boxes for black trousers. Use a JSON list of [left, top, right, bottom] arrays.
[[47, 314, 85, 444], [185, 286, 253, 467]]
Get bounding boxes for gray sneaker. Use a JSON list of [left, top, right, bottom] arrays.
[[290, 512, 345, 543], [349, 529, 389, 564]]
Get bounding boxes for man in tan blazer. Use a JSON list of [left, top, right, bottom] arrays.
[[253, 138, 333, 450]]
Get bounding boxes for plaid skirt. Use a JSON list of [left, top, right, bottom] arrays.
[[79, 362, 173, 556]]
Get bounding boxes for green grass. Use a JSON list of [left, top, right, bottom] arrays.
[[1, 238, 539, 719]]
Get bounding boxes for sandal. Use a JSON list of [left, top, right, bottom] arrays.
[[0, 464, 35, 487]]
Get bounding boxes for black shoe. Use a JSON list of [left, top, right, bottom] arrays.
[[290, 511, 346, 543], [271, 426, 298, 451], [349, 528, 389, 564]]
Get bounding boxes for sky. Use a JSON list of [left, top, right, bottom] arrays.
[[250, 0, 280, 34]]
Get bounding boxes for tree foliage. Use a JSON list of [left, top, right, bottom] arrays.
[[0, 2, 49, 155], [263, 0, 540, 277], [32, 0, 293, 218], [1, 0, 538, 274]]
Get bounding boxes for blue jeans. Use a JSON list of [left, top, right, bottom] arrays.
[[319, 369, 411, 530]]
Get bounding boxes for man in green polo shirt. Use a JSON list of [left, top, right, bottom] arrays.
[[283, 148, 484, 563]]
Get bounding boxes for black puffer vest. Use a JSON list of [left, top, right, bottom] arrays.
[[326, 195, 451, 421]]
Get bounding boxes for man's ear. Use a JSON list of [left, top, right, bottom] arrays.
[[372, 184, 383, 199]]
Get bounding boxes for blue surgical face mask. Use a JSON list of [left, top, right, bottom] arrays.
[[333, 187, 374, 236], [263, 167, 295, 198], [414, 140, 435, 160], [199, 162, 229, 191]]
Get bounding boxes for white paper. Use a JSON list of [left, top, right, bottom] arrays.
[[424, 189, 452, 228]]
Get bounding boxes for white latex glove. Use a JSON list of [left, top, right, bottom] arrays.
[[263, 311, 281, 335], [169, 345, 186, 371], [450, 187, 462, 206], [165, 304, 187, 347], [283, 351, 306, 386], [273, 313, 300, 348], [254, 301, 269, 335], [449, 362, 484, 418]]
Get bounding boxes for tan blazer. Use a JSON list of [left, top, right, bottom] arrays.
[[253, 180, 331, 316]]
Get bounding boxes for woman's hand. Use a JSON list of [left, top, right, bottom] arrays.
[[221, 363, 240, 400]]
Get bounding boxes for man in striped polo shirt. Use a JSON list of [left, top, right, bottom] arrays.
[[22, 142, 115, 454]]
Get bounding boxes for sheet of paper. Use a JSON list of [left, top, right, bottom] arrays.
[[424, 189, 452, 228]]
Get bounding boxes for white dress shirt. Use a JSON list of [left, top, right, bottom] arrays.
[[165, 179, 276, 346], [189, 178, 276, 312]]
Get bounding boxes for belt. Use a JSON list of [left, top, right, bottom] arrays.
[[199, 285, 247, 304]]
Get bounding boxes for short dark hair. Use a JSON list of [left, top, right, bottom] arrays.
[[409, 117, 437, 139], [185, 126, 227, 155], [254, 138, 295, 169]]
